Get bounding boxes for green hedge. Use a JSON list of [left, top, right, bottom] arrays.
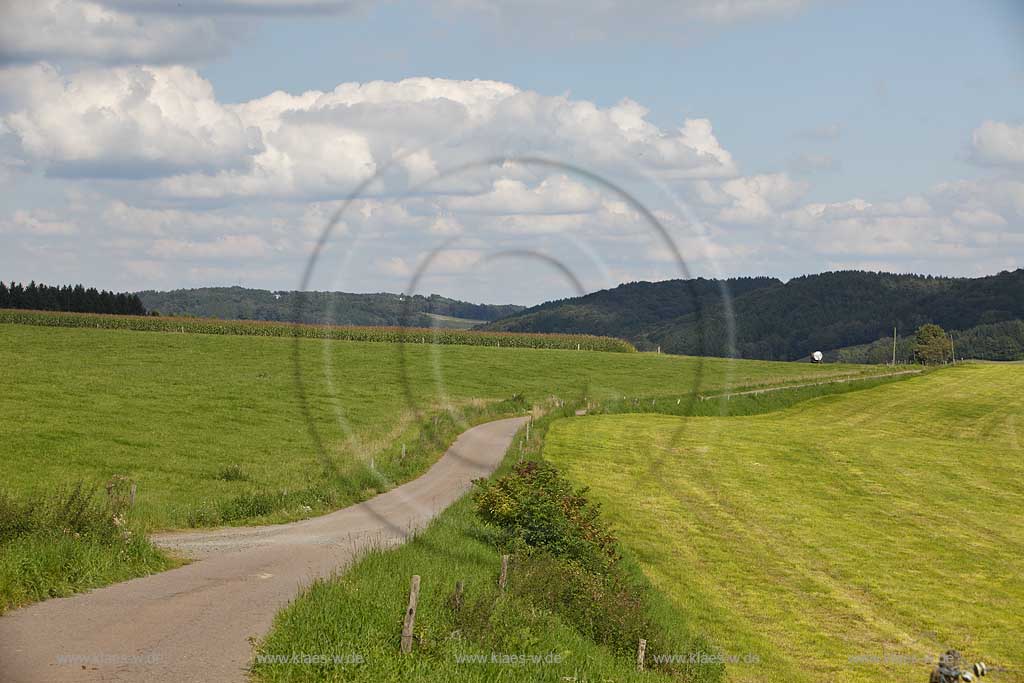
[[0, 309, 635, 353]]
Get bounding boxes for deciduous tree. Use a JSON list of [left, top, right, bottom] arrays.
[[914, 323, 952, 365]]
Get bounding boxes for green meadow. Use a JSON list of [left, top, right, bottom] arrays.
[[0, 322, 887, 530], [544, 365, 1024, 682]]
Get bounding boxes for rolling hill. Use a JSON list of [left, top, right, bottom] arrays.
[[137, 286, 523, 329], [483, 269, 1024, 361]]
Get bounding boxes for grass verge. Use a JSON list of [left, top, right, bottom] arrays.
[[590, 367, 927, 418], [0, 483, 176, 614]]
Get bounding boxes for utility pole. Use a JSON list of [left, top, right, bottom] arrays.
[[892, 326, 897, 366], [949, 332, 956, 365]]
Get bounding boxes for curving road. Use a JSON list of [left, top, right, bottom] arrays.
[[0, 416, 527, 683]]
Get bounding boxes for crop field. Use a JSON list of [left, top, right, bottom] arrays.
[[0, 321, 891, 530], [543, 365, 1024, 682], [0, 309, 635, 352]]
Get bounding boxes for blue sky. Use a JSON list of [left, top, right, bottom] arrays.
[[1, 0, 1022, 304], [203, 0, 1023, 201]]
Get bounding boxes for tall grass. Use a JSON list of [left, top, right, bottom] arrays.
[[0, 483, 173, 613]]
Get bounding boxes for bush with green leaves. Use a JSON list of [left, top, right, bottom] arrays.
[[473, 460, 619, 573]]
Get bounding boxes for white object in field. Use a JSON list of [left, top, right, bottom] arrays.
[[812, 351, 824, 363]]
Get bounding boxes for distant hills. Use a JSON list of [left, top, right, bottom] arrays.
[[481, 270, 1024, 361], [136, 287, 523, 329], [125, 272, 1024, 361]]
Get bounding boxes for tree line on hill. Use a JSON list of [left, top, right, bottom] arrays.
[[136, 287, 523, 328], [0, 281, 148, 316], [482, 269, 1024, 362], [481, 276, 779, 340]]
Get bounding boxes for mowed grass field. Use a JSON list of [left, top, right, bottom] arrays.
[[0, 322, 888, 531], [544, 365, 1024, 682]]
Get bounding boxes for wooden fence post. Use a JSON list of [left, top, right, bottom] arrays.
[[498, 555, 509, 591], [453, 580, 464, 612], [129, 483, 137, 507], [400, 575, 420, 654], [637, 638, 647, 671]]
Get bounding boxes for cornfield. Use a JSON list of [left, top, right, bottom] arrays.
[[0, 309, 636, 353]]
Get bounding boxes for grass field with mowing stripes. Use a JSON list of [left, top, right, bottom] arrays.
[[544, 365, 1024, 682]]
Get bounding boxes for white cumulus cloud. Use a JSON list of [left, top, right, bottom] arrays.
[[716, 173, 809, 224], [0, 66, 736, 199], [445, 176, 601, 215], [0, 0, 230, 64], [0, 63, 261, 177], [970, 120, 1024, 167]]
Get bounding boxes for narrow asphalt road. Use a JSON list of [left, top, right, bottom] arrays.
[[0, 416, 527, 683]]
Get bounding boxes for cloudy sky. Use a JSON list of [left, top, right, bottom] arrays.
[[1, 0, 1022, 304]]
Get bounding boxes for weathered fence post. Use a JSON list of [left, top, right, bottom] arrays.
[[129, 483, 137, 507], [498, 555, 509, 591], [452, 580, 464, 612], [637, 638, 647, 671], [400, 575, 420, 654]]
